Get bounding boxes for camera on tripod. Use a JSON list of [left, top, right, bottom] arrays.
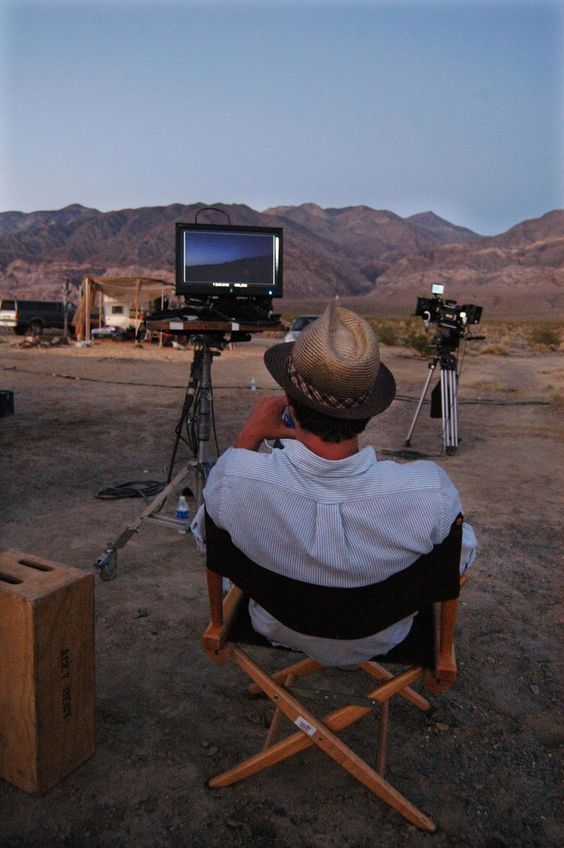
[[415, 283, 482, 341], [405, 284, 484, 455]]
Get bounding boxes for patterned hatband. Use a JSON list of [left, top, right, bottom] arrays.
[[287, 355, 369, 411]]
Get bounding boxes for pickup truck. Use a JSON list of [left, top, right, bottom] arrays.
[[0, 299, 76, 335]]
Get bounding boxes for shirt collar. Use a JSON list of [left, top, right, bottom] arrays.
[[280, 439, 377, 477]]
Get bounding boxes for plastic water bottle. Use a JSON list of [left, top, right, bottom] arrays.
[[250, 377, 257, 391], [176, 495, 189, 532]]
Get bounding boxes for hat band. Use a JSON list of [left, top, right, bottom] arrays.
[[287, 355, 369, 411]]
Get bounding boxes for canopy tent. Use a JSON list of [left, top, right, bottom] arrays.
[[74, 276, 173, 341]]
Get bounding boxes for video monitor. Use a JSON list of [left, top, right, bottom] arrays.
[[175, 223, 283, 298]]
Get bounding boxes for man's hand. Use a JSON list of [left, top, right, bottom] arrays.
[[235, 395, 296, 451]]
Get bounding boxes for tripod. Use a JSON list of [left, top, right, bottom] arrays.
[[95, 333, 230, 580], [166, 334, 224, 506], [404, 337, 460, 456]]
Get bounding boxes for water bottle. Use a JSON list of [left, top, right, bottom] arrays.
[[176, 495, 189, 531], [250, 377, 257, 391]]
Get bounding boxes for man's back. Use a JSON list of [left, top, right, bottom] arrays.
[[203, 441, 465, 583], [198, 440, 475, 666]]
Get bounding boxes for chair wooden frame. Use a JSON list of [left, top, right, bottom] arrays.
[[202, 567, 466, 833]]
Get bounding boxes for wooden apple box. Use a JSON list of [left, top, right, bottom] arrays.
[[0, 549, 95, 794]]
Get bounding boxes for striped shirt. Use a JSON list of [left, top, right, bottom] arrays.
[[193, 440, 476, 666]]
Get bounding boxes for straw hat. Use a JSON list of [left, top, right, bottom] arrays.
[[264, 304, 396, 419]]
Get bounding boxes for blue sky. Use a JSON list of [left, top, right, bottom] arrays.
[[0, 0, 562, 235]]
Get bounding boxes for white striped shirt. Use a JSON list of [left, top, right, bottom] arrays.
[[193, 440, 476, 666]]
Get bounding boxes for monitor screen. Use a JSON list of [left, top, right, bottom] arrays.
[[175, 223, 283, 298]]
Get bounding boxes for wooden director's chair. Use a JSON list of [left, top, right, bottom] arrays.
[[202, 512, 466, 832]]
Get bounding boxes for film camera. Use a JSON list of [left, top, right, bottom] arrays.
[[404, 284, 484, 455], [415, 283, 482, 337]]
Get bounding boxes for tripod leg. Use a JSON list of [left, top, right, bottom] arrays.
[[404, 360, 437, 447], [166, 349, 202, 484], [195, 347, 213, 508], [450, 368, 459, 449], [441, 367, 459, 454], [450, 371, 458, 448]]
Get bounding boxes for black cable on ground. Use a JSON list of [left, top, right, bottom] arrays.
[[1, 365, 552, 405], [95, 480, 165, 500]]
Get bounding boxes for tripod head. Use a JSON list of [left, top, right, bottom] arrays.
[[430, 326, 461, 356], [189, 330, 253, 355], [429, 326, 487, 365]]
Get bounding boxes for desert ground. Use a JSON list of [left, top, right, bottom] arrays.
[[0, 326, 562, 848]]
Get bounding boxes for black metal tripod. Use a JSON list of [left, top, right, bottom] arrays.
[[166, 334, 229, 506], [404, 337, 460, 455], [95, 333, 229, 580]]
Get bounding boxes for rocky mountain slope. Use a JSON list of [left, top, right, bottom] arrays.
[[0, 202, 561, 316]]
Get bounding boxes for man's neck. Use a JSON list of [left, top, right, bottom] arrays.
[[297, 429, 360, 461]]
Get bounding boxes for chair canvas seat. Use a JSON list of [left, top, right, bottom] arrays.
[[228, 594, 437, 669], [205, 512, 461, 640], [202, 510, 465, 833]]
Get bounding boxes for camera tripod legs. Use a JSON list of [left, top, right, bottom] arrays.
[[95, 340, 218, 580], [194, 346, 213, 507], [441, 365, 459, 455], [95, 463, 194, 580], [404, 359, 438, 448], [404, 357, 459, 455]]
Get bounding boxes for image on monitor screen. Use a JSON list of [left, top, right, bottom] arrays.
[[176, 224, 283, 298]]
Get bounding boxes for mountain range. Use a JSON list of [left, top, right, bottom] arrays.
[[0, 201, 562, 316]]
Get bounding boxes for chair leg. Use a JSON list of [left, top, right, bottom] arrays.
[[248, 657, 323, 695], [210, 646, 435, 832], [376, 700, 389, 776], [262, 673, 295, 750], [360, 661, 430, 711], [211, 656, 423, 789]]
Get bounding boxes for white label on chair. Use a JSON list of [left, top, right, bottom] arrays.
[[294, 715, 317, 737], [170, 321, 184, 330]]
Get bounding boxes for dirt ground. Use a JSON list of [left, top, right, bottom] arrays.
[[0, 329, 562, 848]]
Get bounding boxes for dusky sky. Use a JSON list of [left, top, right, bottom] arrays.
[[1, 0, 562, 235]]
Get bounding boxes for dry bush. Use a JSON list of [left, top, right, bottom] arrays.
[[403, 328, 433, 355], [284, 310, 563, 357], [481, 337, 512, 356], [470, 379, 516, 393], [529, 325, 561, 350], [365, 318, 399, 346]]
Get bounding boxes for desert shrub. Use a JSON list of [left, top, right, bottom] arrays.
[[366, 319, 399, 346], [481, 340, 511, 356], [378, 323, 399, 346], [529, 325, 561, 350], [404, 327, 433, 356]]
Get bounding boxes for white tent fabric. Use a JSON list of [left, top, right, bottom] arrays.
[[74, 275, 173, 340]]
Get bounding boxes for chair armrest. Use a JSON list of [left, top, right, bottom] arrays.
[[435, 598, 459, 679], [207, 570, 224, 628], [425, 575, 468, 693]]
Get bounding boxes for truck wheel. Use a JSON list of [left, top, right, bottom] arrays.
[[27, 320, 43, 336]]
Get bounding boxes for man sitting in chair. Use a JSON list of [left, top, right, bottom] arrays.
[[192, 304, 476, 666]]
